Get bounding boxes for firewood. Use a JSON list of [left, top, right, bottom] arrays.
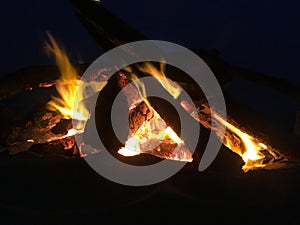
[[4, 109, 75, 155]]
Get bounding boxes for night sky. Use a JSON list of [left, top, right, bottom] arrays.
[[1, 0, 299, 86]]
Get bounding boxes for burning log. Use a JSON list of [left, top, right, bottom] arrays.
[[119, 100, 192, 162], [0, 34, 102, 157], [94, 69, 192, 163], [1, 103, 100, 157], [181, 100, 287, 171]]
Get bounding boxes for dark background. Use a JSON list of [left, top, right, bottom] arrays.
[[1, 0, 299, 85]]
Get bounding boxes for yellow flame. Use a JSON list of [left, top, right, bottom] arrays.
[[212, 111, 285, 172], [139, 62, 182, 99], [180, 95, 286, 172], [45, 32, 90, 122], [45, 33, 107, 137]]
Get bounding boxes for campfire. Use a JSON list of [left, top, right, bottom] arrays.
[[2, 32, 287, 173]]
